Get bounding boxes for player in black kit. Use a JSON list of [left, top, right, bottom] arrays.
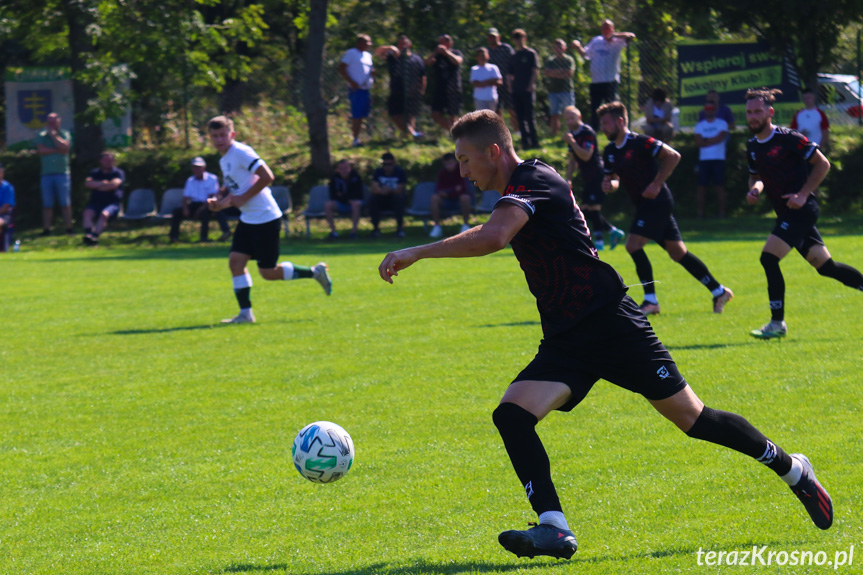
[[563, 105, 625, 250], [745, 88, 863, 339], [377, 109, 833, 560], [598, 101, 733, 315]]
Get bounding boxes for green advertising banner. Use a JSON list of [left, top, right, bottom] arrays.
[[677, 41, 800, 128]]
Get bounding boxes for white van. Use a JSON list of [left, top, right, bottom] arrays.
[[817, 73, 863, 126]]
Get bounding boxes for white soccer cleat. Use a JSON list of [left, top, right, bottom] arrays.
[[429, 225, 443, 238], [221, 310, 256, 324], [313, 262, 332, 296]]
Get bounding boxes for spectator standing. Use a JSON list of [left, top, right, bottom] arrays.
[[429, 152, 472, 238], [470, 47, 502, 111], [0, 163, 15, 251], [170, 157, 230, 243], [571, 20, 635, 130], [694, 100, 730, 218], [698, 90, 736, 130], [205, 115, 332, 325], [339, 34, 375, 148], [325, 159, 365, 239], [369, 152, 407, 238], [791, 88, 830, 153], [544, 39, 576, 137], [34, 112, 74, 236], [82, 152, 124, 246], [486, 27, 518, 130], [508, 29, 540, 150], [426, 34, 464, 131], [377, 35, 427, 139], [641, 87, 675, 141]]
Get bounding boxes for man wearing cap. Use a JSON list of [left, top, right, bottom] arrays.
[[486, 27, 517, 129], [170, 157, 230, 243]]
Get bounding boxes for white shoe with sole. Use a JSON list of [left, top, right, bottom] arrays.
[[313, 262, 332, 296]]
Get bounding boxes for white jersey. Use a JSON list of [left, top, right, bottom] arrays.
[[219, 141, 281, 224]]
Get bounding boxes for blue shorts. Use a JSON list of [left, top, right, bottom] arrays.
[[697, 160, 726, 186], [549, 91, 575, 116], [334, 200, 362, 214], [440, 196, 467, 212], [41, 174, 71, 208], [86, 201, 121, 218], [349, 89, 371, 119]]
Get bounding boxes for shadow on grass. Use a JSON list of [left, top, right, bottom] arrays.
[[224, 559, 557, 574], [665, 341, 756, 351], [111, 324, 218, 335], [477, 321, 541, 328]]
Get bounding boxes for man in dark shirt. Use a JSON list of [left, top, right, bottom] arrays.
[[325, 159, 365, 239], [486, 27, 517, 130], [378, 109, 833, 560], [507, 29, 539, 149], [563, 105, 624, 250], [599, 101, 733, 315], [377, 35, 427, 139], [744, 87, 863, 339], [369, 152, 407, 238], [82, 152, 125, 246], [425, 34, 464, 131]]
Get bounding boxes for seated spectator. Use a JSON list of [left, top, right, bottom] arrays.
[[0, 163, 15, 251], [429, 152, 472, 238], [470, 47, 502, 111], [641, 87, 674, 141], [369, 152, 407, 238], [325, 159, 364, 239], [170, 157, 232, 243], [82, 152, 124, 246]]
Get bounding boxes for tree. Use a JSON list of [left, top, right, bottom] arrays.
[[303, 0, 331, 174]]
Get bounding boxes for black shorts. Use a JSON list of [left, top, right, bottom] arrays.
[[388, 92, 422, 117], [231, 217, 281, 268], [513, 295, 687, 411], [431, 89, 461, 116], [697, 160, 726, 186], [630, 199, 682, 244], [579, 177, 606, 206], [772, 201, 824, 256]]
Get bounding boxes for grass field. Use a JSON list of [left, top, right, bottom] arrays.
[[2, 217, 862, 575]]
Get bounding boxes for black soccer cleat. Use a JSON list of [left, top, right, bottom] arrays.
[[498, 522, 578, 559], [790, 454, 833, 530]]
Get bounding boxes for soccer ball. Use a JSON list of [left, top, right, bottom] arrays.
[[292, 421, 355, 483]]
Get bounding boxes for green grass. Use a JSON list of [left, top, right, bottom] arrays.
[[2, 218, 862, 575]]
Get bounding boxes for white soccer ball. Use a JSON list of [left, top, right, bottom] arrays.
[[292, 421, 355, 483]]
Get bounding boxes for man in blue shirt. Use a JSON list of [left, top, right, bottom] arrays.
[[0, 163, 15, 250]]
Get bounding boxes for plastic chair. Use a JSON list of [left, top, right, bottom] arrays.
[[157, 188, 185, 219], [476, 190, 501, 213], [405, 182, 437, 230], [270, 185, 293, 238], [120, 189, 157, 220], [302, 185, 329, 237]]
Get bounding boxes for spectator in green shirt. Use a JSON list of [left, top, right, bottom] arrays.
[[34, 113, 74, 236], [544, 39, 576, 137]]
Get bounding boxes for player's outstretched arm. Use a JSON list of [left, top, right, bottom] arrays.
[[379, 203, 528, 283]]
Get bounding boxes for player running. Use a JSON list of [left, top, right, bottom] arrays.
[[562, 105, 624, 250], [206, 116, 332, 324], [745, 88, 863, 338], [598, 101, 733, 316], [378, 110, 833, 560]]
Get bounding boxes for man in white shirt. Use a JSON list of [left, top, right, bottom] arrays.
[[339, 34, 374, 147], [694, 102, 730, 218], [470, 47, 502, 111], [571, 20, 635, 129], [206, 116, 332, 324], [791, 88, 830, 152], [169, 156, 232, 243]]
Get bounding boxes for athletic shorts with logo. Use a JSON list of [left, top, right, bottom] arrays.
[[630, 197, 682, 243], [513, 295, 687, 411], [772, 200, 824, 256]]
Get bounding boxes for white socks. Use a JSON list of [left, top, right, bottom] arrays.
[[781, 456, 804, 487], [538, 510, 569, 531]]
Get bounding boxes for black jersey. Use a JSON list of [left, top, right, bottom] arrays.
[[496, 160, 628, 337], [603, 132, 672, 205], [747, 126, 819, 215], [567, 124, 604, 184]]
